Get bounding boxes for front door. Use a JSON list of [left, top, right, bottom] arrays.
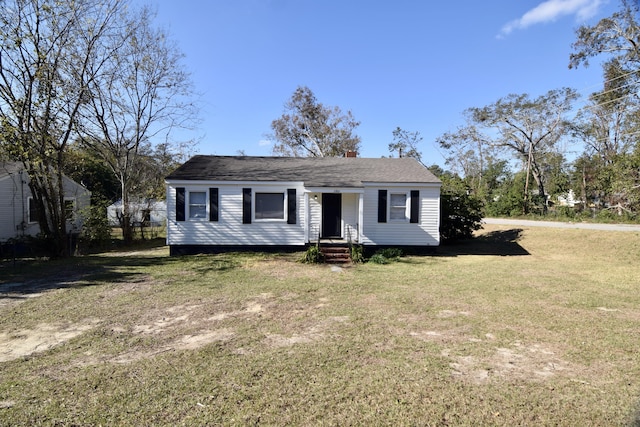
[[322, 193, 342, 238]]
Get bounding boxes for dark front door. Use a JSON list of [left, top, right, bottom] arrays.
[[322, 193, 342, 238]]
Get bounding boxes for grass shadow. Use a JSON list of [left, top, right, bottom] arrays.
[[437, 228, 530, 257], [0, 251, 177, 299], [0, 246, 254, 300]]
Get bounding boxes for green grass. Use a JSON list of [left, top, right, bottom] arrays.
[[1, 225, 640, 425]]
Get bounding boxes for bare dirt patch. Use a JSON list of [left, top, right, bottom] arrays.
[[111, 328, 236, 364], [100, 278, 154, 299], [405, 308, 576, 385], [0, 264, 344, 367], [0, 320, 100, 362], [443, 341, 574, 384], [264, 316, 349, 348]]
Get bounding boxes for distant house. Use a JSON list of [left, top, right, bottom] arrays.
[[0, 162, 91, 242], [107, 199, 167, 227], [557, 189, 581, 208], [165, 155, 441, 255]]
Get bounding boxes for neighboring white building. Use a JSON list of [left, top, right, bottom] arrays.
[[165, 155, 442, 256], [0, 162, 91, 242], [107, 199, 167, 227], [557, 189, 580, 208]]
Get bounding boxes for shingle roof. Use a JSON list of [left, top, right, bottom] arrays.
[[0, 162, 24, 177], [166, 155, 441, 187]]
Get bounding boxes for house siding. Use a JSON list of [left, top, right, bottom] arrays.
[[165, 156, 442, 253], [308, 193, 321, 240], [107, 201, 167, 227], [167, 183, 306, 247], [167, 184, 440, 249], [0, 173, 28, 241], [0, 169, 90, 242], [342, 193, 359, 241], [360, 185, 440, 246], [305, 192, 359, 242]]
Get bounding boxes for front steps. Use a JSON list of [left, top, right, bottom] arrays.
[[320, 244, 351, 264]]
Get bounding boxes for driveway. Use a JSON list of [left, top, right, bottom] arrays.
[[484, 217, 640, 232]]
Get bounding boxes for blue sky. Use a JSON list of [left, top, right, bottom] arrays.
[[143, 0, 618, 166]]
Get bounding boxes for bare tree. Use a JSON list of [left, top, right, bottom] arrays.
[[569, 0, 640, 213], [79, 6, 198, 242], [569, 0, 640, 70], [470, 89, 578, 213], [0, 0, 126, 256], [436, 121, 492, 187], [270, 86, 361, 157], [438, 88, 578, 214], [388, 127, 423, 162]]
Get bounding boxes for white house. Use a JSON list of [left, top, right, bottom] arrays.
[[107, 199, 167, 227], [0, 162, 91, 242], [557, 189, 581, 208], [165, 155, 441, 256]]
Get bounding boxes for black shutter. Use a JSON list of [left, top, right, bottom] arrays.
[[242, 188, 252, 224], [287, 189, 296, 224], [209, 188, 219, 222], [378, 190, 387, 223], [176, 187, 185, 222], [410, 190, 419, 223]]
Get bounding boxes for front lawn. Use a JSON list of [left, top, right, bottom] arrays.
[[1, 224, 639, 425]]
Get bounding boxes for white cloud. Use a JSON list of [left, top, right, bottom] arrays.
[[499, 0, 605, 37], [258, 139, 271, 147]]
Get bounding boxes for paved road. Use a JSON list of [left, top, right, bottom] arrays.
[[484, 217, 640, 232]]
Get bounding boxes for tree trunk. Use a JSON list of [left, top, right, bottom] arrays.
[[529, 160, 548, 214], [121, 179, 133, 244]]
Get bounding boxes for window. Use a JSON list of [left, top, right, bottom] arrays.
[[390, 193, 408, 220], [64, 199, 75, 221], [28, 197, 40, 223], [189, 191, 207, 219], [255, 192, 284, 220]]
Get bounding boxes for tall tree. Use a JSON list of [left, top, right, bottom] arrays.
[[569, 0, 640, 71], [436, 122, 493, 196], [79, 6, 198, 243], [569, 0, 640, 214], [388, 127, 423, 161], [572, 62, 639, 165], [0, 0, 125, 256], [471, 88, 578, 213], [270, 86, 361, 157]]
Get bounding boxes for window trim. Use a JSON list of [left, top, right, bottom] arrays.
[[254, 191, 286, 222], [63, 197, 76, 222], [28, 197, 39, 224], [188, 190, 207, 220], [389, 191, 409, 222]]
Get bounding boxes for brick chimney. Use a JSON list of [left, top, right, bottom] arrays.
[[345, 150, 357, 158]]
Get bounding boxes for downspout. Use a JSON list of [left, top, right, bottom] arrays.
[[358, 193, 364, 243], [165, 183, 171, 246], [10, 172, 17, 240], [19, 170, 25, 237], [303, 192, 310, 243]]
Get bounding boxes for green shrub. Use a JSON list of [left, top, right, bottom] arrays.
[[301, 245, 324, 264], [350, 244, 364, 264], [377, 248, 403, 260], [80, 200, 112, 249], [440, 192, 484, 242], [555, 205, 576, 219], [367, 248, 403, 265], [367, 253, 389, 264]]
